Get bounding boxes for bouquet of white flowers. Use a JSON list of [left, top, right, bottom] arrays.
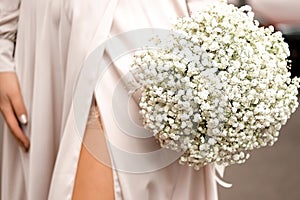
[[130, 0, 300, 169]]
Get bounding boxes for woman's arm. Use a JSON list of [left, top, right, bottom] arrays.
[[0, 0, 30, 151]]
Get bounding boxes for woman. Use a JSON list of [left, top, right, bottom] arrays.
[[0, 0, 220, 199]]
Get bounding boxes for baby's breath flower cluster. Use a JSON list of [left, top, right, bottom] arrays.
[[131, 1, 300, 169]]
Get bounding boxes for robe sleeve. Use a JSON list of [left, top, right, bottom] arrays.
[[0, 0, 20, 72]]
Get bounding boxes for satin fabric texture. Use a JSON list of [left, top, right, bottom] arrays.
[[0, 0, 220, 199]]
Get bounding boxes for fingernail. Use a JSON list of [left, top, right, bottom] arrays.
[[19, 114, 28, 124]]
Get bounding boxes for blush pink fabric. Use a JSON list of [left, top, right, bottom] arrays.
[[0, 0, 220, 199], [248, 0, 300, 25]]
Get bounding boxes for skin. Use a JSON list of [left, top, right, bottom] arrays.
[[0, 73, 113, 197], [0, 72, 30, 152], [72, 102, 114, 199]]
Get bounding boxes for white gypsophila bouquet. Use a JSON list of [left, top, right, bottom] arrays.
[[130, 0, 300, 169]]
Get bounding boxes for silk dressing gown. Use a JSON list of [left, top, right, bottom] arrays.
[[0, 0, 221, 199]]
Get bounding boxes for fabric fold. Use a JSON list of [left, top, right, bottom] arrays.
[[0, 0, 20, 72]]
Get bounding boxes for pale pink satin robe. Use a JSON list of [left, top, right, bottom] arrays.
[[0, 0, 220, 199], [248, 0, 300, 25]]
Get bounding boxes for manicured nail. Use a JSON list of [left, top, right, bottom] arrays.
[[19, 114, 28, 124]]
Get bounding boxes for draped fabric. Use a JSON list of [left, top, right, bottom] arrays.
[[0, 0, 220, 199], [248, 0, 300, 25]]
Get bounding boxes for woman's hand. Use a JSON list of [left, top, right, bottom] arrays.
[[0, 72, 30, 151]]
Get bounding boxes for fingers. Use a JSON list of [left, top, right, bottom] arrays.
[[1, 101, 30, 151], [10, 91, 28, 125], [0, 72, 30, 151]]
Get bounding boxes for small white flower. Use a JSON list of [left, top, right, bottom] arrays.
[[131, 1, 300, 169]]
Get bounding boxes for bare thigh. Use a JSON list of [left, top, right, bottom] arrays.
[[72, 100, 114, 200]]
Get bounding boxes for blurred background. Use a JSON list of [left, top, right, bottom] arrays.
[[1, 0, 300, 199]]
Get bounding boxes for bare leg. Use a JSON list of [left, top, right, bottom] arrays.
[[72, 100, 114, 200]]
